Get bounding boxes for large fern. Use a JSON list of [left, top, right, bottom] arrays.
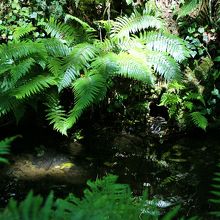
[[0, 4, 190, 135]]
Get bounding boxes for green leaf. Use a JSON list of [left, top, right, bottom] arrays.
[[214, 56, 220, 62], [190, 111, 208, 130]]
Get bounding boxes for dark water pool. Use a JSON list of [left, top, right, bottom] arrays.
[[0, 127, 220, 219]]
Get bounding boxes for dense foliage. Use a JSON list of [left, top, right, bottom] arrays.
[[0, 0, 191, 135], [0, 0, 220, 219]]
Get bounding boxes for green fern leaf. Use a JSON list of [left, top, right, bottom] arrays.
[[13, 75, 56, 99], [90, 52, 119, 76], [147, 51, 181, 81], [0, 41, 46, 61], [0, 95, 21, 117], [58, 43, 98, 91], [209, 162, 220, 217], [160, 93, 181, 106], [64, 73, 107, 134], [0, 136, 20, 164], [10, 58, 36, 83], [13, 24, 36, 41], [45, 93, 68, 135], [142, 31, 190, 62], [64, 14, 96, 37], [117, 52, 155, 83], [45, 18, 76, 44], [111, 11, 163, 38], [186, 92, 205, 106], [47, 57, 64, 78], [190, 111, 208, 130], [40, 38, 71, 57]]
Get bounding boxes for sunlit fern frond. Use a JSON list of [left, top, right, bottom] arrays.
[[146, 51, 181, 81], [90, 52, 119, 76], [13, 75, 56, 99], [112, 36, 144, 52], [58, 43, 99, 91], [13, 23, 36, 41], [167, 81, 186, 92], [45, 18, 77, 45], [111, 10, 163, 38], [190, 111, 208, 130], [160, 93, 182, 106], [141, 31, 190, 62], [68, 43, 98, 69], [116, 52, 155, 83]]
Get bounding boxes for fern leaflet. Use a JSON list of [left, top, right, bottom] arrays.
[[190, 111, 208, 130], [13, 75, 56, 99]]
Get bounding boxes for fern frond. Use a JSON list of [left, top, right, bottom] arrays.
[[0, 41, 46, 61], [142, 31, 190, 62], [45, 18, 76, 45], [58, 43, 98, 91], [112, 36, 144, 52], [59, 65, 78, 92], [13, 24, 36, 41], [0, 95, 21, 117], [160, 93, 181, 106], [1, 191, 54, 220], [68, 43, 98, 69], [146, 51, 181, 81], [186, 92, 205, 106], [47, 57, 64, 78], [209, 163, 220, 217], [90, 52, 119, 76], [64, 14, 96, 39], [64, 73, 107, 134], [45, 93, 68, 135], [116, 52, 155, 83], [190, 111, 208, 130], [0, 136, 19, 164], [111, 11, 163, 38], [168, 81, 186, 92], [10, 58, 36, 83], [40, 38, 71, 57], [13, 75, 56, 99]]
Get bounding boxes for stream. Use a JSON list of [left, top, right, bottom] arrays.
[[0, 125, 220, 218]]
